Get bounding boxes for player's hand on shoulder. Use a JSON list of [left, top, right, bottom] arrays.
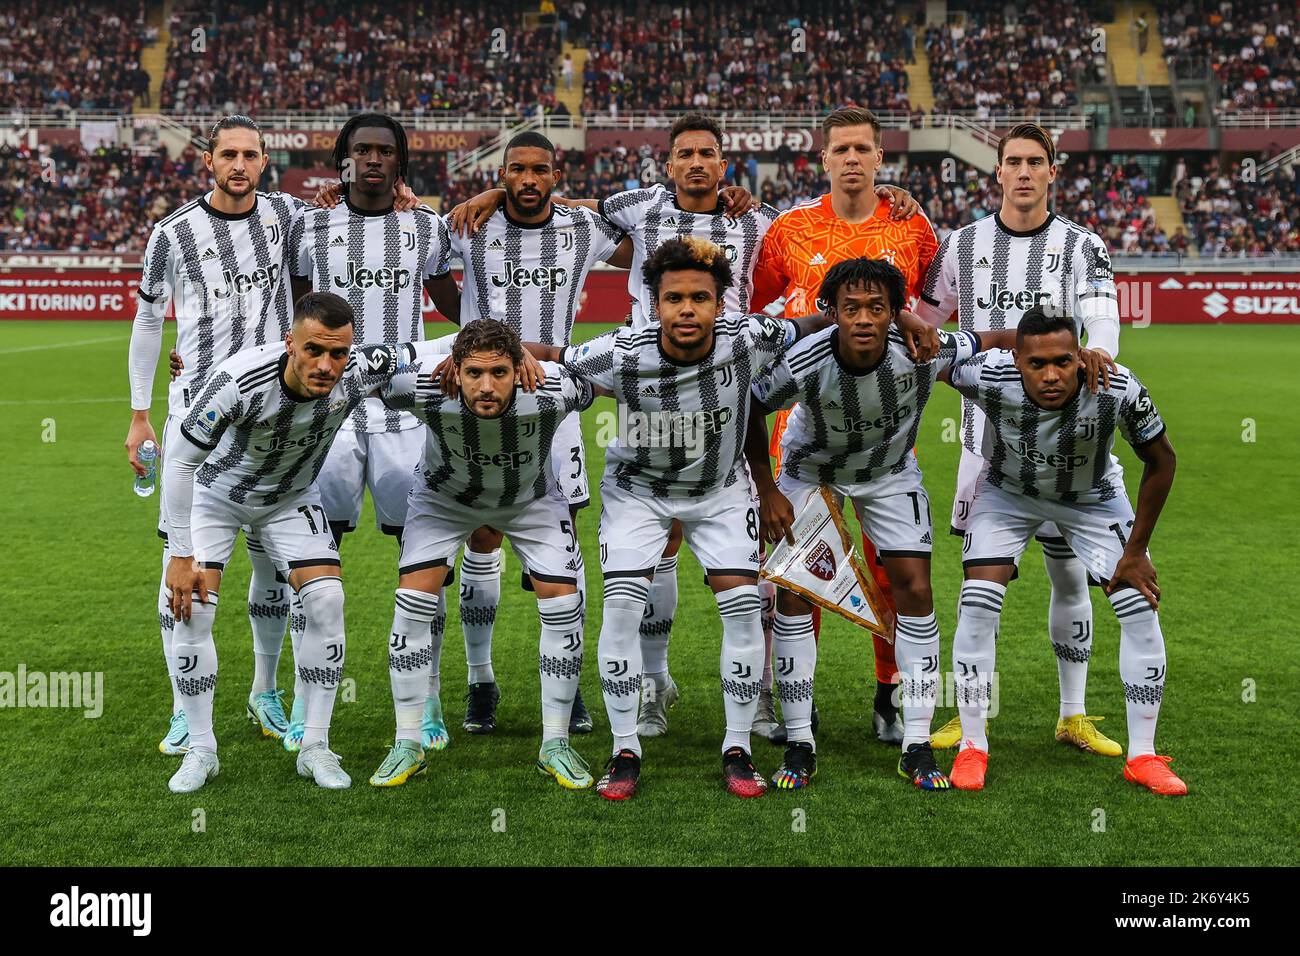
[[877, 184, 920, 221], [517, 351, 547, 392], [124, 416, 158, 477], [720, 184, 759, 216], [895, 310, 940, 362], [758, 484, 797, 546], [1107, 550, 1159, 609], [169, 348, 184, 381], [1079, 347, 1115, 392], [449, 188, 503, 237], [432, 355, 458, 398], [311, 180, 343, 209], [393, 178, 419, 211]]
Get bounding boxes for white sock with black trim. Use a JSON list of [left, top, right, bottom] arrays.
[[953, 580, 1005, 752]]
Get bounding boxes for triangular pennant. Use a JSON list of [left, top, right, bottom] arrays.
[[760, 485, 893, 640]]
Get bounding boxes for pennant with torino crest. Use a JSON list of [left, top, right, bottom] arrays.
[[760, 485, 893, 640]]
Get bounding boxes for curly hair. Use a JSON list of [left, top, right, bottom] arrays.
[[643, 236, 734, 301], [817, 257, 906, 315], [451, 318, 525, 367]]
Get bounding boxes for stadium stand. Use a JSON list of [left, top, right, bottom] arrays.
[[574, 0, 914, 116], [0, 0, 153, 111], [158, 1, 562, 116], [1179, 157, 1299, 254], [1160, 1, 1300, 115], [0, 143, 210, 252]]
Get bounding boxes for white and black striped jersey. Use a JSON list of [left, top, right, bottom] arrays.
[[290, 198, 451, 434], [137, 191, 304, 414], [754, 328, 981, 486], [596, 184, 779, 329], [949, 351, 1165, 504], [380, 362, 593, 509], [449, 202, 624, 346], [178, 340, 415, 509], [560, 311, 796, 498], [915, 212, 1122, 457]]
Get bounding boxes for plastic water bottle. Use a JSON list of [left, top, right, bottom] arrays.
[[134, 439, 159, 498]]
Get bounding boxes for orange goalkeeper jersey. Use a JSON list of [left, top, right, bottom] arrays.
[[751, 193, 939, 318]]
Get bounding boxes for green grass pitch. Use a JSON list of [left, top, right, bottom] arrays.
[[0, 319, 1296, 866]]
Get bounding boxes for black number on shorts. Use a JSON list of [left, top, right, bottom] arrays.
[[560, 519, 576, 553], [906, 491, 929, 525], [1108, 522, 1129, 547], [569, 447, 583, 480], [746, 508, 759, 541], [298, 505, 327, 536]]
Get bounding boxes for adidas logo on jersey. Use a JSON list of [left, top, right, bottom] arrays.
[[808, 253, 827, 266], [488, 237, 505, 251], [920, 531, 932, 545], [825, 399, 841, 409], [570, 486, 584, 499], [975, 256, 991, 268], [201, 247, 218, 260], [748, 550, 760, 563], [331, 235, 347, 247], [662, 216, 678, 227], [642, 384, 659, 396]]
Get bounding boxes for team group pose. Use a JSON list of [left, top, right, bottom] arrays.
[[127, 108, 1185, 798]]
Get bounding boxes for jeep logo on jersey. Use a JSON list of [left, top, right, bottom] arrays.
[[976, 283, 1055, 312], [332, 260, 412, 292], [254, 430, 330, 453], [213, 262, 282, 299], [804, 540, 836, 581], [450, 446, 535, 469], [828, 405, 912, 433], [491, 261, 570, 292], [1005, 439, 1089, 469]]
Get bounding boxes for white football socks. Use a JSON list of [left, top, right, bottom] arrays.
[[717, 585, 764, 754], [894, 611, 941, 749], [1111, 587, 1167, 758], [640, 554, 677, 694], [772, 610, 816, 748], [173, 590, 219, 752], [460, 547, 501, 685], [1043, 546, 1094, 719], [296, 577, 346, 751], [538, 591, 584, 742], [390, 588, 437, 744], [598, 576, 649, 756], [953, 580, 1005, 753], [246, 535, 289, 698]]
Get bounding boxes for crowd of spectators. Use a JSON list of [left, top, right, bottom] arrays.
[[0, 1, 154, 112], [574, 0, 914, 117], [0, 143, 211, 252], [1178, 156, 1299, 254], [1160, 1, 1299, 115], [159, 1, 562, 117], [924, 1, 1112, 115]]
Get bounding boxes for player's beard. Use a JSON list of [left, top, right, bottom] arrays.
[[506, 183, 552, 216], [217, 172, 257, 200], [676, 171, 717, 199]]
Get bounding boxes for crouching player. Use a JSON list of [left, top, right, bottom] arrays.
[[745, 257, 1019, 790], [162, 292, 419, 793], [367, 319, 597, 790], [941, 306, 1184, 795]]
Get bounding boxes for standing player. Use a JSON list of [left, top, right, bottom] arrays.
[[367, 320, 596, 790], [915, 123, 1125, 757], [452, 113, 920, 740], [161, 292, 419, 793], [750, 106, 940, 744], [746, 258, 1020, 791], [442, 131, 629, 738], [289, 112, 460, 753], [126, 115, 304, 757], [552, 236, 832, 800], [941, 308, 1185, 796]]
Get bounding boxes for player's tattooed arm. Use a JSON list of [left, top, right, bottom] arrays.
[[1108, 433, 1177, 608], [877, 184, 921, 221], [893, 309, 941, 361], [743, 399, 796, 544], [311, 178, 418, 210]]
